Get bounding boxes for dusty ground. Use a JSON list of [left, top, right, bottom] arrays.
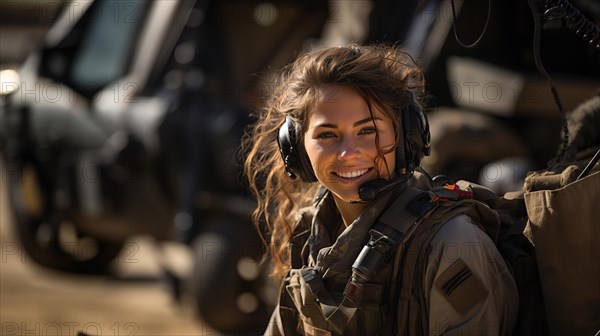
[[0, 163, 216, 336]]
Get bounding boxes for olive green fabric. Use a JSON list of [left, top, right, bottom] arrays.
[[267, 176, 404, 336], [264, 172, 518, 335]]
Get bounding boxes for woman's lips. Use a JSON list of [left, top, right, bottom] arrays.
[[330, 167, 374, 184]]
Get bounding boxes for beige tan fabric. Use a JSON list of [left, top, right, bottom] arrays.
[[524, 170, 600, 336], [425, 215, 518, 336]]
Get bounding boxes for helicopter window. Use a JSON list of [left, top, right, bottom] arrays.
[[70, 0, 148, 90]]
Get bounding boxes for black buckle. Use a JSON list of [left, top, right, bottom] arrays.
[[367, 229, 396, 258]]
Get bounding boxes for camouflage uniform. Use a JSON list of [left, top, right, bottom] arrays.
[[265, 172, 518, 335]]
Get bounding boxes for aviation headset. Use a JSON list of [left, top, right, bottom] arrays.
[[277, 91, 431, 183]]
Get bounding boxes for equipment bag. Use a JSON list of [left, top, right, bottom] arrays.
[[524, 165, 600, 336]]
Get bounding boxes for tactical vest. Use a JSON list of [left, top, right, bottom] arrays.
[[277, 184, 501, 336]]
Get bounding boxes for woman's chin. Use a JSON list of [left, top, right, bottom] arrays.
[[333, 191, 363, 204]]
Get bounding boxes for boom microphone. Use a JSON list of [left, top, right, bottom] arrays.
[[357, 175, 410, 202]]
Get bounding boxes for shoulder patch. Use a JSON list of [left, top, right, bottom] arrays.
[[434, 258, 488, 315]]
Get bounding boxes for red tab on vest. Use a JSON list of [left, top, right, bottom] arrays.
[[432, 184, 474, 202]]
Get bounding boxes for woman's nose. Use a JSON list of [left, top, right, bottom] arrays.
[[337, 137, 360, 160]]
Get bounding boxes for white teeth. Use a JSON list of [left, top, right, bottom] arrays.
[[336, 169, 369, 178]]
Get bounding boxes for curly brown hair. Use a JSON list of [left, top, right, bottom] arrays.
[[242, 44, 425, 283]]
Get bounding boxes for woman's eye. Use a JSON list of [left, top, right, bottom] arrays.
[[359, 127, 377, 135], [316, 132, 336, 139]]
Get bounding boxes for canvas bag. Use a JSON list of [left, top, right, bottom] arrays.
[[524, 164, 600, 336]]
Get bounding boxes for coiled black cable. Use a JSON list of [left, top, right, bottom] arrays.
[[543, 0, 600, 49]]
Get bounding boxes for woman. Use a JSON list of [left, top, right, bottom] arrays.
[[243, 45, 518, 335]]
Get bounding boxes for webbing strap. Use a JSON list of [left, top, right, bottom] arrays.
[[296, 267, 359, 334], [378, 188, 435, 245]]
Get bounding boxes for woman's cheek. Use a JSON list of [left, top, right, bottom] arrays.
[[305, 141, 328, 176]]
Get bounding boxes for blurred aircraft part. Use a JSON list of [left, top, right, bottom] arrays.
[[1, 0, 330, 334], [0, 159, 211, 336]]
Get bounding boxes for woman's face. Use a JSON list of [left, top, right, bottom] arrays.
[[304, 85, 396, 203]]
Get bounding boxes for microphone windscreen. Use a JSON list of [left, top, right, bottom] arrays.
[[358, 178, 389, 202]]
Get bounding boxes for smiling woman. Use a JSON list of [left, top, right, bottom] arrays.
[[242, 44, 518, 336], [303, 85, 397, 225], [244, 44, 425, 284]]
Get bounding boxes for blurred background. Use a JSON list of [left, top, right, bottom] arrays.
[[0, 0, 598, 335]]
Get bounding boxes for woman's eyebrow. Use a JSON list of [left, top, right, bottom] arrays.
[[314, 117, 382, 129], [353, 117, 382, 126]]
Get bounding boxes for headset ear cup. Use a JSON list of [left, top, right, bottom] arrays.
[[399, 92, 431, 173], [277, 118, 297, 179], [296, 143, 317, 182], [418, 107, 431, 156], [277, 116, 317, 182]]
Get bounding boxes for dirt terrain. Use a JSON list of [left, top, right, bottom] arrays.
[[0, 161, 215, 336]]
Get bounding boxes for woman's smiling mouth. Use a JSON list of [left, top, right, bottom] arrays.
[[333, 168, 372, 179]]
